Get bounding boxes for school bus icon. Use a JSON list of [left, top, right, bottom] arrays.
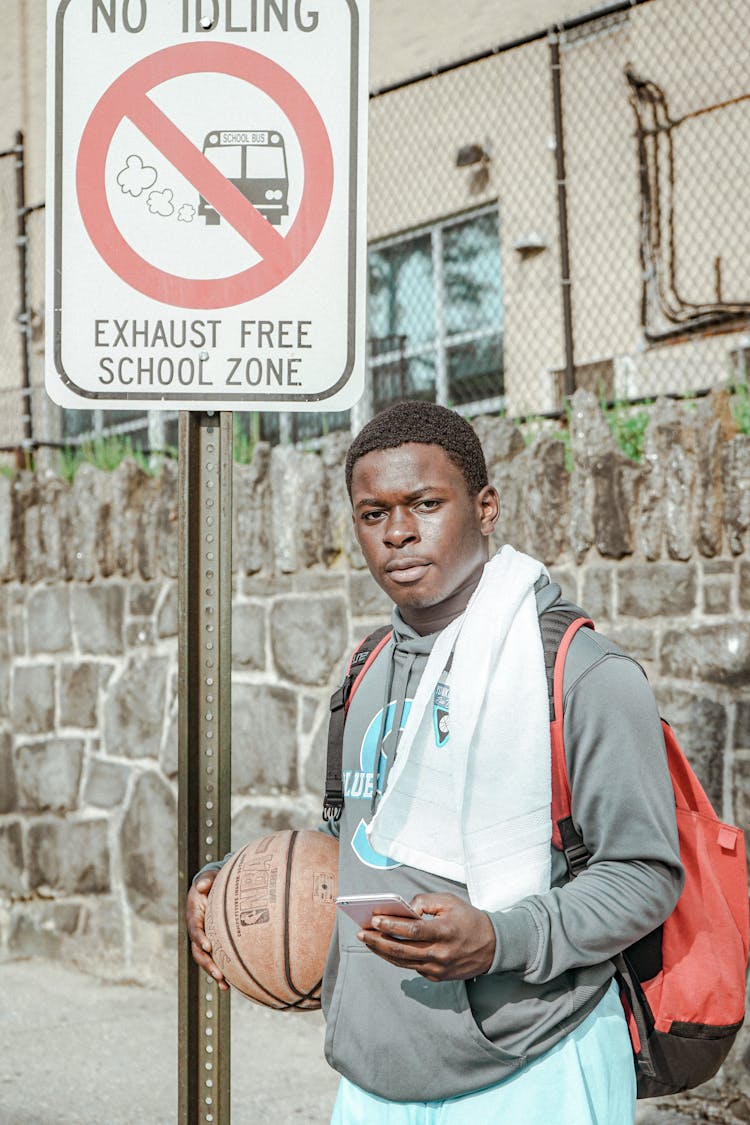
[[198, 129, 289, 226]]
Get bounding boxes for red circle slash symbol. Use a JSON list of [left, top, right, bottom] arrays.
[[76, 43, 334, 309]]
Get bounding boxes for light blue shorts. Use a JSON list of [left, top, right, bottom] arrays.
[[330, 980, 636, 1125]]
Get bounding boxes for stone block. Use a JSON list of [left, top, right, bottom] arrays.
[[156, 581, 178, 638], [28, 817, 110, 894], [303, 711, 329, 797], [59, 661, 104, 728], [604, 624, 658, 665], [302, 696, 319, 733], [472, 415, 525, 476], [270, 595, 348, 685], [27, 588, 72, 653], [740, 562, 750, 612], [736, 702, 750, 750], [160, 699, 178, 779], [703, 559, 734, 575], [243, 573, 294, 596], [349, 570, 391, 619], [0, 821, 24, 894], [0, 656, 8, 719], [233, 446, 272, 577], [270, 445, 330, 573], [723, 434, 750, 556], [548, 565, 577, 606], [8, 902, 83, 959], [231, 802, 315, 850], [71, 584, 125, 654], [0, 475, 12, 579], [152, 460, 179, 580], [0, 728, 17, 813], [128, 583, 159, 617], [516, 437, 571, 564], [126, 621, 155, 647], [294, 571, 345, 593], [15, 738, 85, 812], [580, 566, 613, 620], [103, 654, 169, 759], [11, 597, 25, 655], [653, 688, 726, 809], [231, 683, 297, 794], [120, 772, 177, 924], [638, 398, 698, 562], [734, 755, 750, 870], [703, 579, 731, 615], [617, 563, 697, 618], [67, 464, 106, 581], [232, 602, 266, 670], [567, 390, 640, 560], [83, 758, 130, 808], [660, 624, 750, 687], [11, 663, 55, 733], [0, 590, 8, 653]]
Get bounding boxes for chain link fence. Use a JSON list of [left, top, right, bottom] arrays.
[[1, 0, 748, 459], [367, 0, 750, 421]]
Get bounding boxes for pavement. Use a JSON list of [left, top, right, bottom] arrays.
[[0, 956, 339, 1125], [0, 956, 728, 1125]]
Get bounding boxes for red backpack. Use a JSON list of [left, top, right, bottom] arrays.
[[324, 610, 750, 1098]]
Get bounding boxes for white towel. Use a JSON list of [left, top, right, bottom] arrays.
[[366, 545, 552, 912]]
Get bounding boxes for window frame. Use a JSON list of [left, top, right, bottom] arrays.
[[366, 202, 505, 418]]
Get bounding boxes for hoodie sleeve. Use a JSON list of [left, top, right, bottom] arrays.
[[487, 636, 684, 981]]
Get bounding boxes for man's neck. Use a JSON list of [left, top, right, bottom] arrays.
[[400, 567, 484, 636]]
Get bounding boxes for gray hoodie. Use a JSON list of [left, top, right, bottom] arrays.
[[319, 578, 683, 1101]]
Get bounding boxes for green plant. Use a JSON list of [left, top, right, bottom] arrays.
[[233, 413, 260, 464], [730, 381, 750, 435], [58, 435, 164, 482], [601, 397, 653, 463]]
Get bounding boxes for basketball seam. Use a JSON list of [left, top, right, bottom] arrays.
[[220, 846, 289, 1009], [283, 830, 304, 998], [282, 831, 326, 1008]]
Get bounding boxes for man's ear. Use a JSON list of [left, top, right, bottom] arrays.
[[477, 485, 500, 536]]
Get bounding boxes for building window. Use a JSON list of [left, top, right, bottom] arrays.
[[367, 204, 504, 413]]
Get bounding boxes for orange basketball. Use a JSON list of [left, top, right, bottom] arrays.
[[205, 829, 339, 1010]]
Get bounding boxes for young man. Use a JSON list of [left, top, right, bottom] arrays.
[[186, 401, 683, 1123]]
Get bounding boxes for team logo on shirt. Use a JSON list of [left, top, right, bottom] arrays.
[[347, 700, 412, 869], [433, 681, 450, 748]]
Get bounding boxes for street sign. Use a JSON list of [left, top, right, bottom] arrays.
[[46, 0, 369, 412]]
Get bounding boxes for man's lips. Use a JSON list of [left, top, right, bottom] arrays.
[[384, 559, 431, 583]]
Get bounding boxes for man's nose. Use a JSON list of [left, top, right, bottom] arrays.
[[383, 508, 418, 546]]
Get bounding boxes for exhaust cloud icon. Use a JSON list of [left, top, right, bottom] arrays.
[[116, 154, 196, 224]]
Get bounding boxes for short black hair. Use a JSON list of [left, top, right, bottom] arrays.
[[345, 400, 489, 497]]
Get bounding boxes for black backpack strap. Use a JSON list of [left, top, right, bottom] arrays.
[[540, 607, 595, 878], [323, 626, 392, 821]]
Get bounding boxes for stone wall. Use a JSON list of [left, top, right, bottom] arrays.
[[0, 389, 748, 1118]]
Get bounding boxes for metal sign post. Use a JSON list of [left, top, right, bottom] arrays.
[[177, 411, 233, 1125], [46, 5, 369, 1123]]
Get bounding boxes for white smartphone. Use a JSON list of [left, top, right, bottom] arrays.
[[335, 893, 420, 928]]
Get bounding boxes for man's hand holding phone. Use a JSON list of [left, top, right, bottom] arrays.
[[338, 891, 497, 982]]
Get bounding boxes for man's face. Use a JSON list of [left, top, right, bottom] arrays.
[[350, 442, 499, 633]]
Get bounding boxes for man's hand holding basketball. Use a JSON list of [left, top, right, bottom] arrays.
[[185, 872, 230, 990], [356, 892, 496, 982]]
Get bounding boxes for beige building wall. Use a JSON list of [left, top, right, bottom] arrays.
[[368, 0, 750, 414]]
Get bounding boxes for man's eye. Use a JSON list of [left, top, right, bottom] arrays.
[[416, 499, 441, 511], [361, 509, 385, 521]]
